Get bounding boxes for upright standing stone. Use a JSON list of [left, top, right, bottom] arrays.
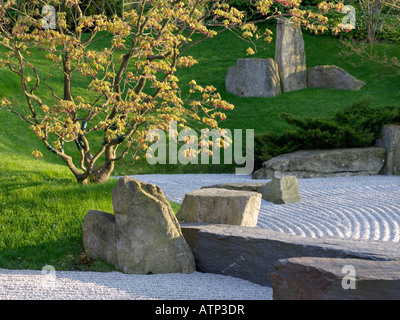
[[275, 18, 307, 92], [111, 177, 196, 274], [379, 124, 400, 175], [83, 177, 196, 275], [225, 58, 281, 98]]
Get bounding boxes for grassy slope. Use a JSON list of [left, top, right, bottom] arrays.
[[0, 24, 399, 270], [115, 26, 400, 175]]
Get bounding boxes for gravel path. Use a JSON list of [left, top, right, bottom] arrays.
[[2, 174, 399, 300]]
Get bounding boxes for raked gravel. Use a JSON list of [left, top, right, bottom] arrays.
[[1, 174, 400, 300], [131, 174, 400, 242]]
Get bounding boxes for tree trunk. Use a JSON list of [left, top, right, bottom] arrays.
[[62, 53, 72, 101]]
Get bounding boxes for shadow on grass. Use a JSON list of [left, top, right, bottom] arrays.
[[0, 236, 116, 272], [0, 169, 74, 193]]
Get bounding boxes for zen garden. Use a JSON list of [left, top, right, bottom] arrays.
[[1, 0, 400, 303]]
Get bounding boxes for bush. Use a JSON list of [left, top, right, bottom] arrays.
[[254, 101, 400, 170], [379, 15, 400, 44]]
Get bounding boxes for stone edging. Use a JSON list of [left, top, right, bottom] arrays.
[[180, 223, 400, 287]]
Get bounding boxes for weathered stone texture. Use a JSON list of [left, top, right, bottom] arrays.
[[307, 65, 366, 90], [261, 176, 300, 204], [379, 124, 400, 175], [225, 58, 281, 98], [271, 257, 400, 300], [252, 147, 386, 179], [275, 18, 307, 92], [177, 188, 261, 227], [181, 223, 400, 286], [83, 176, 196, 275]]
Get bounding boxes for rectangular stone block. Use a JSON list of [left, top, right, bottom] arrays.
[[177, 188, 261, 227], [181, 223, 400, 287], [271, 257, 400, 300]]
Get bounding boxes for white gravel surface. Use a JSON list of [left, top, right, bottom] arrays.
[[2, 174, 400, 300], [131, 174, 400, 242], [0, 268, 272, 300]]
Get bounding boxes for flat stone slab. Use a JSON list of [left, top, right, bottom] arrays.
[[177, 188, 261, 227], [271, 257, 400, 300], [202, 182, 266, 193], [180, 223, 400, 287], [252, 147, 386, 179]]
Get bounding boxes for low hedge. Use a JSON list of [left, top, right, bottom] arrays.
[[254, 101, 400, 170]]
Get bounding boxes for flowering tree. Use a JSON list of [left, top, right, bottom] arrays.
[[0, 0, 343, 184]]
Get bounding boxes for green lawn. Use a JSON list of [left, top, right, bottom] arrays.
[[0, 23, 399, 270]]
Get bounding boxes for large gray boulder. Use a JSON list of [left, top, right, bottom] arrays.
[[225, 58, 281, 98], [176, 188, 261, 227], [181, 223, 400, 287], [307, 65, 366, 90], [378, 124, 400, 175], [275, 18, 307, 92], [271, 257, 400, 300], [252, 147, 386, 179], [83, 176, 196, 275]]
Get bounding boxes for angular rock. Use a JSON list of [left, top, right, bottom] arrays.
[[176, 188, 261, 227], [181, 223, 400, 286], [225, 58, 281, 98], [270, 257, 400, 300], [379, 124, 400, 175], [261, 176, 300, 204], [307, 65, 366, 90], [111, 176, 196, 274], [275, 18, 307, 92], [252, 147, 386, 179], [82, 210, 118, 266]]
